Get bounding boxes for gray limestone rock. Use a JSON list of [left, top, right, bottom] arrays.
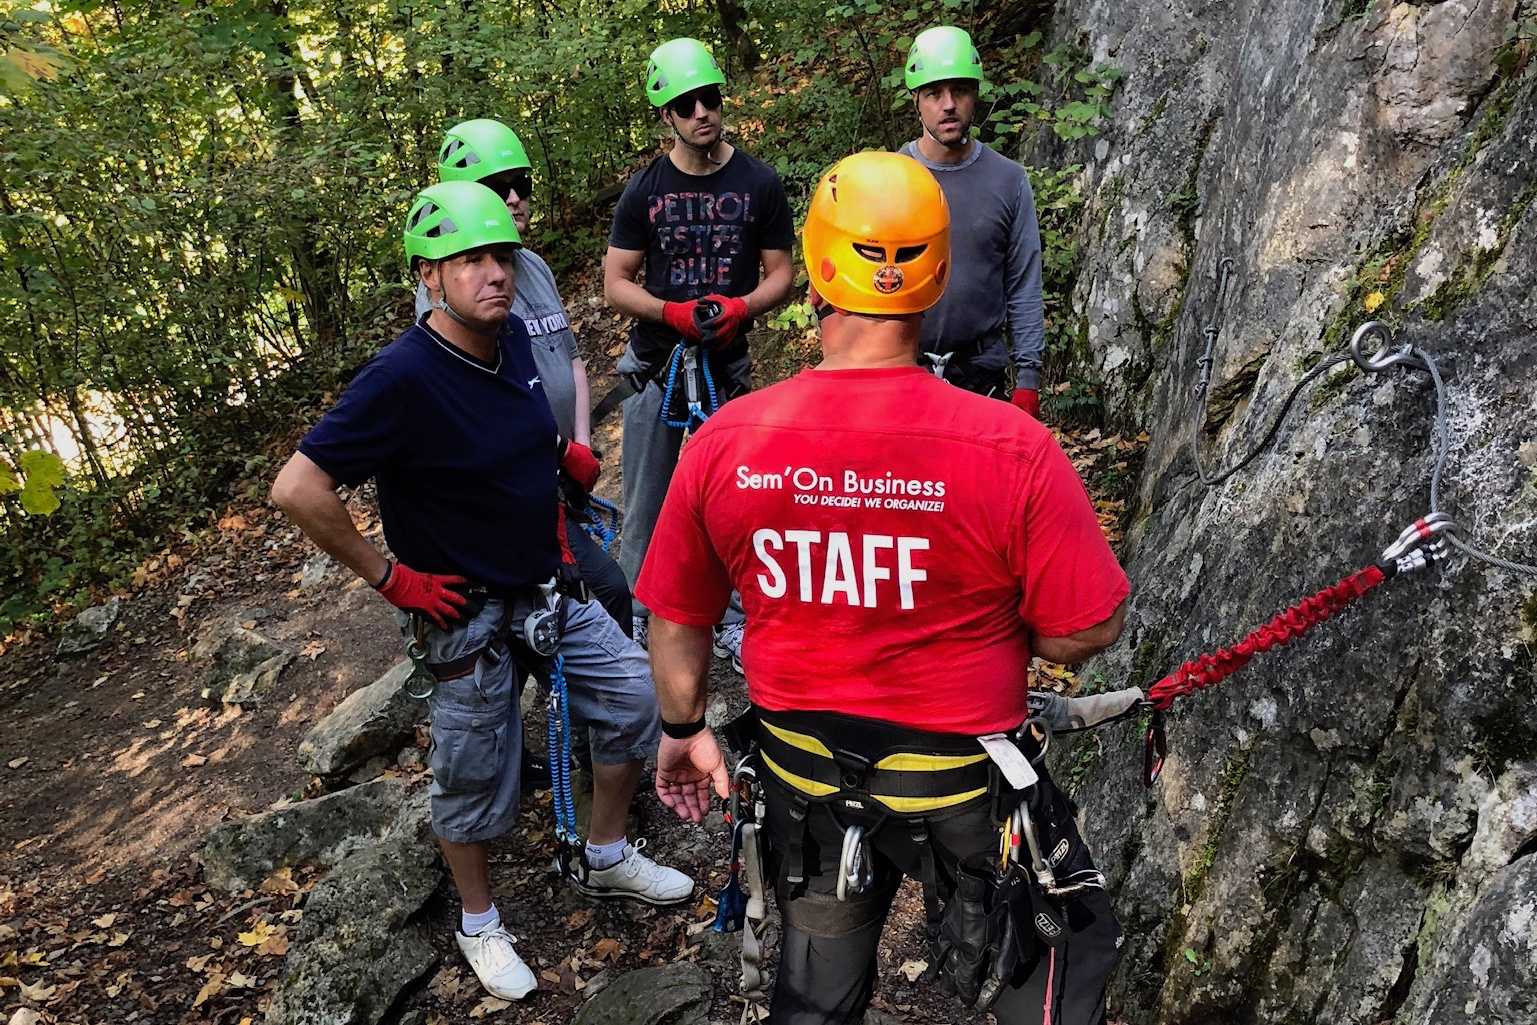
[[199, 777, 411, 892], [194, 619, 295, 705], [55, 597, 121, 658], [264, 785, 441, 1025], [297, 661, 422, 778], [572, 963, 711, 1025]]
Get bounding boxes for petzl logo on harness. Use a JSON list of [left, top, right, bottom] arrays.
[[873, 264, 904, 294], [1048, 839, 1071, 867], [1035, 911, 1063, 939]]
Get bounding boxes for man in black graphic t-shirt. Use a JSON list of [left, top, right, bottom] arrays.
[[603, 36, 794, 660]]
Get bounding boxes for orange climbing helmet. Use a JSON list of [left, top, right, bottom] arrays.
[[802, 151, 950, 316]]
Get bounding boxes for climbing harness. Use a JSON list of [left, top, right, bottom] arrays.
[[659, 341, 723, 430], [660, 300, 726, 430]]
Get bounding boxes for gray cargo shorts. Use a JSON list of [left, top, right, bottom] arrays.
[[412, 594, 660, 845]]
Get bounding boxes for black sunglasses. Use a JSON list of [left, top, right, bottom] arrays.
[[666, 85, 723, 119], [483, 170, 534, 202]]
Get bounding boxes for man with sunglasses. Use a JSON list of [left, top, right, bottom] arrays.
[[899, 26, 1047, 417], [604, 36, 795, 660], [418, 119, 633, 632]]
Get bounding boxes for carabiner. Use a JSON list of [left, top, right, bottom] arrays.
[[836, 824, 874, 902], [403, 616, 436, 700], [1380, 512, 1456, 563], [1143, 708, 1167, 787]]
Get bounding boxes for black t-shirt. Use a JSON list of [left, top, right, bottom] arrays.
[[298, 319, 559, 592], [609, 149, 795, 375]]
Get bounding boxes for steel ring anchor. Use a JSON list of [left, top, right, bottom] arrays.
[[1349, 321, 1426, 373]]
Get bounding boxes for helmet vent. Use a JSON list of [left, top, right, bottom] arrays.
[[852, 243, 885, 262], [407, 202, 438, 232], [894, 244, 928, 263]]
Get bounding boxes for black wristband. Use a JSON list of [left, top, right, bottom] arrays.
[[660, 716, 707, 740], [373, 560, 394, 590]]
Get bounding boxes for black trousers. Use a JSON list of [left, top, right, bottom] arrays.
[[761, 770, 1121, 1025], [565, 513, 633, 636]]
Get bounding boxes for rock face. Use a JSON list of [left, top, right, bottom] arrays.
[[1025, 0, 1537, 1021], [572, 964, 711, 1025], [55, 597, 120, 657], [297, 660, 422, 778], [199, 777, 411, 892], [264, 785, 442, 1025]]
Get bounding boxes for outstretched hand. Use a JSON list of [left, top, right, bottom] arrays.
[[655, 730, 730, 823]]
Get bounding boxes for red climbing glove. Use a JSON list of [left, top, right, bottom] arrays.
[[375, 561, 468, 629], [559, 439, 601, 493], [662, 300, 704, 343], [554, 505, 588, 601], [697, 294, 749, 349], [1010, 387, 1041, 419]]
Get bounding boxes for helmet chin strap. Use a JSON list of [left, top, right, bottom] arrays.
[[923, 122, 970, 150], [429, 289, 474, 328]]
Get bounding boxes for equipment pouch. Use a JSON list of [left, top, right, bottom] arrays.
[[937, 854, 1007, 1007]]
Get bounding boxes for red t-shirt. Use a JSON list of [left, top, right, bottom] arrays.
[[636, 366, 1130, 735]]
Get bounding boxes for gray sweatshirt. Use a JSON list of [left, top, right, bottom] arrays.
[[898, 141, 1044, 389], [415, 248, 582, 439]]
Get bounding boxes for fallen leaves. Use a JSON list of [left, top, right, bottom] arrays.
[[469, 995, 512, 1017], [7, 757, 28, 770], [299, 640, 326, 660], [898, 959, 928, 982], [235, 921, 275, 947]]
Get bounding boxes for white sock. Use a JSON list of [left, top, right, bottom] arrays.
[[586, 837, 628, 870], [461, 904, 500, 936]]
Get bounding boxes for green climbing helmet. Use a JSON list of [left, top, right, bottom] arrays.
[[403, 181, 521, 267], [437, 118, 532, 183], [645, 37, 726, 107], [903, 26, 984, 91]]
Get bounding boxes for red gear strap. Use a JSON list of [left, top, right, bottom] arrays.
[[1147, 564, 1386, 710]]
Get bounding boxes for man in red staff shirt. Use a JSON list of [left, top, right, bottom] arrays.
[[635, 151, 1130, 1024]]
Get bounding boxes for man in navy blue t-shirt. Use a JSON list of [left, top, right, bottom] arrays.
[[271, 181, 692, 1005]]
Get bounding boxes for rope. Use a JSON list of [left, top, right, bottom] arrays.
[[546, 654, 579, 843], [1420, 349, 1537, 576], [577, 494, 621, 554], [1146, 565, 1387, 709], [659, 343, 722, 430]]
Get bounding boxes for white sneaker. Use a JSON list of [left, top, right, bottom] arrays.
[[713, 622, 744, 675], [456, 925, 536, 1001], [632, 615, 648, 649], [559, 840, 694, 906]]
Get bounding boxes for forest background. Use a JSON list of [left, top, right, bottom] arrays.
[[0, 0, 1121, 638]]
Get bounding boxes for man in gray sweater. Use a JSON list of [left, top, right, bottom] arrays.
[[898, 25, 1046, 418]]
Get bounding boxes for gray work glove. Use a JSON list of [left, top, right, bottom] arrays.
[[1028, 687, 1147, 732]]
